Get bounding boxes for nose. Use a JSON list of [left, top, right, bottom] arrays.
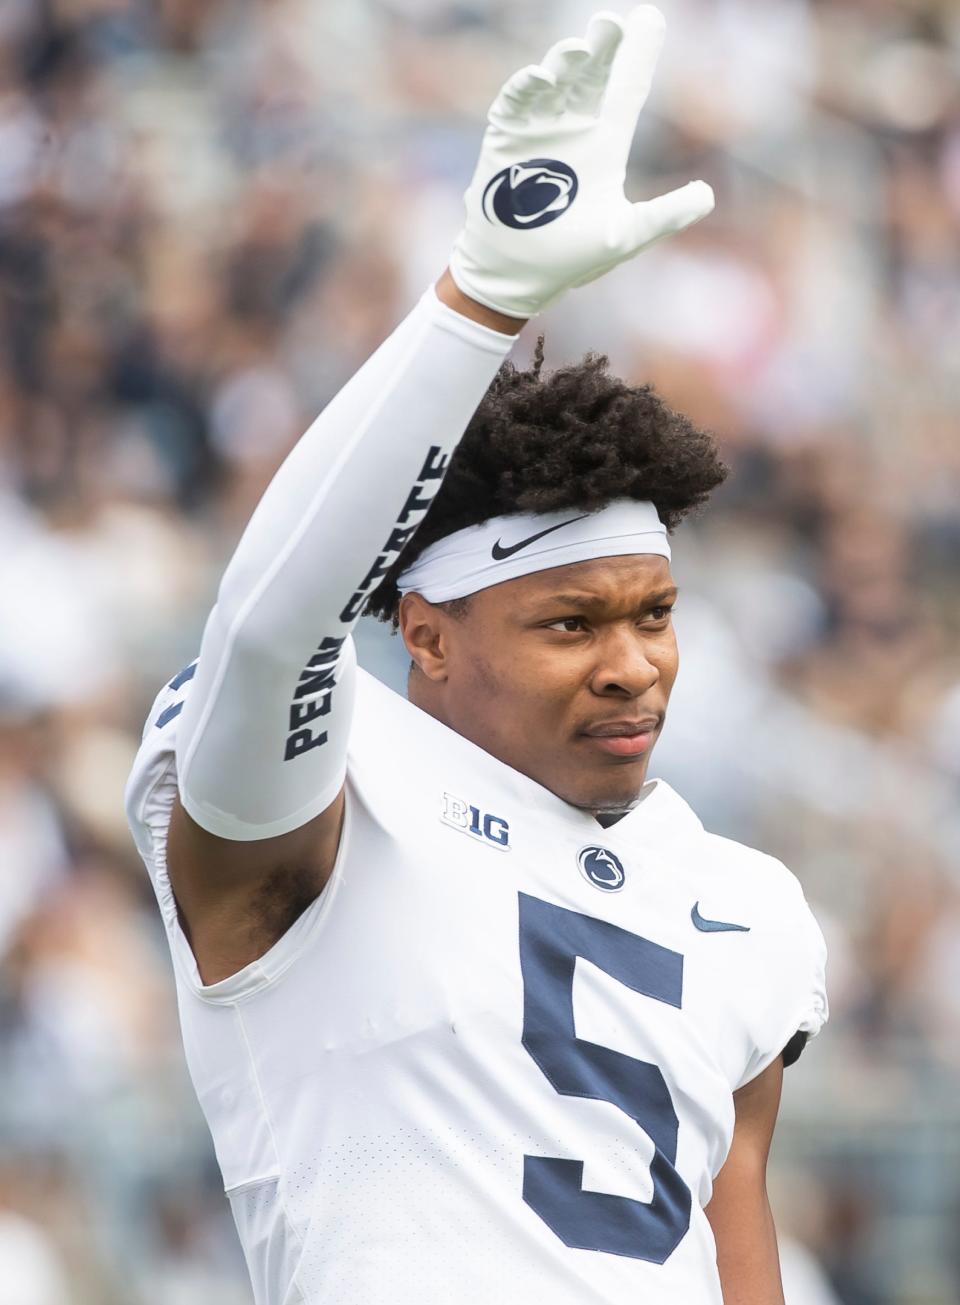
[[588, 627, 661, 698]]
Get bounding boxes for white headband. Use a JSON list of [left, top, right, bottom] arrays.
[[396, 499, 670, 603]]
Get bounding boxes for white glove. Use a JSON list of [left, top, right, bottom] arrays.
[[449, 5, 715, 319]]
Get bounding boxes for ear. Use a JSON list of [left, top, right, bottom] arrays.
[[398, 592, 450, 682]]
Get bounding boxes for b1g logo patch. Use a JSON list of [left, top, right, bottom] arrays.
[[482, 158, 578, 229], [578, 845, 626, 892], [441, 793, 510, 851]]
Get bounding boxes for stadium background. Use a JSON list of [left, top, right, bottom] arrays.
[[1, 0, 958, 1300]]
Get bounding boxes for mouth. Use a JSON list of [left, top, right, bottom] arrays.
[[579, 718, 661, 759]]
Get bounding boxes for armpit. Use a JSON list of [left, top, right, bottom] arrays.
[[246, 862, 325, 956]]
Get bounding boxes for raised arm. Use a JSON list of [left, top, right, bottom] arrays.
[[163, 5, 714, 983], [166, 280, 519, 980]]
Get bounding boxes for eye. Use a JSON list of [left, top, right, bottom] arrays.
[[642, 602, 676, 624], [546, 616, 587, 633]]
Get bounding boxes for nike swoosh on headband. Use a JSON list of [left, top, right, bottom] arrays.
[[491, 514, 590, 561], [691, 902, 751, 933]]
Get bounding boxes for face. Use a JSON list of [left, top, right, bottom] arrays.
[[400, 555, 679, 813]]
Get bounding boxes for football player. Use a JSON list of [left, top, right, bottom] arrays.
[[127, 8, 827, 1303]]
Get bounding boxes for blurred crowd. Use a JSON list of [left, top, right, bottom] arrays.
[[0, 0, 958, 1301]]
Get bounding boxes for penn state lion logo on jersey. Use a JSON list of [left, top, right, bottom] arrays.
[[577, 844, 626, 892]]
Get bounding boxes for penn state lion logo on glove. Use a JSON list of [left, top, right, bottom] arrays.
[[482, 159, 580, 229]]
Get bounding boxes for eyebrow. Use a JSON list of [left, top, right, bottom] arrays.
[[536, 586, 679, 612]]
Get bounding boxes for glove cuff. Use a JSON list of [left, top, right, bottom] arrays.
[[448, 244, 546, 320]]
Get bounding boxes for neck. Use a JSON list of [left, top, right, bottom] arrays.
[[407, 668, 450, 727]]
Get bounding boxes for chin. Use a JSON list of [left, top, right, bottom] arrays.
[[553, 771, 649, 814]]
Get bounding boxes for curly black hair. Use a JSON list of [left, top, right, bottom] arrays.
[[365, 341, 728, 627]]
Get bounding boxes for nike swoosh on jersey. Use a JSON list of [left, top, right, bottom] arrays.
[[691, 902, 750, 933], [491, 514, 590, 560]]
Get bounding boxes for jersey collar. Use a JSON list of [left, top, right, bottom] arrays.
[[391, 676, 703, 845]]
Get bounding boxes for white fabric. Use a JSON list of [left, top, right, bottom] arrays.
[[169, 285, 515, 841], [0, 1212, 73, 1305], [450, 7, 714, 317], [396, 499, 670, 602], [126, 665, 828, 1305]]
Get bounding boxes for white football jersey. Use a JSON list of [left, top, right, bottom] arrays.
[[126, 652, 827, 1305]]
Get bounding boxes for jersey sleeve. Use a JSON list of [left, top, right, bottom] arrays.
[[171, 287, 515, 842], [780, 1028, 809, 1068], [735, 872, 828, 1091], [124, 664, 207, 985], [125, 653, 364, 996]]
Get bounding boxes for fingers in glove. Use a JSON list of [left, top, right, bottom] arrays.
[[570, 12, 626, 117], [602, 6, 667, 151], [626, 180, 716, 252], [539, 37, 592, 116], [489, 63, 557, 125], [541, 37, 592, 87]]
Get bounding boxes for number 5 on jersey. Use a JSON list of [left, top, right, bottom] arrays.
[[518, 893, 691, 1261]]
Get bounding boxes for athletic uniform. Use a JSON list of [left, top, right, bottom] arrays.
[[126, 289, 828, 1304]]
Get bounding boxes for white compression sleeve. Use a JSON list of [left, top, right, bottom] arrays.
[[176, 287, 516, 840]]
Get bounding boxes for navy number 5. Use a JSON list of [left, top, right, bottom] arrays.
[[518, 892, 691, 1261]]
